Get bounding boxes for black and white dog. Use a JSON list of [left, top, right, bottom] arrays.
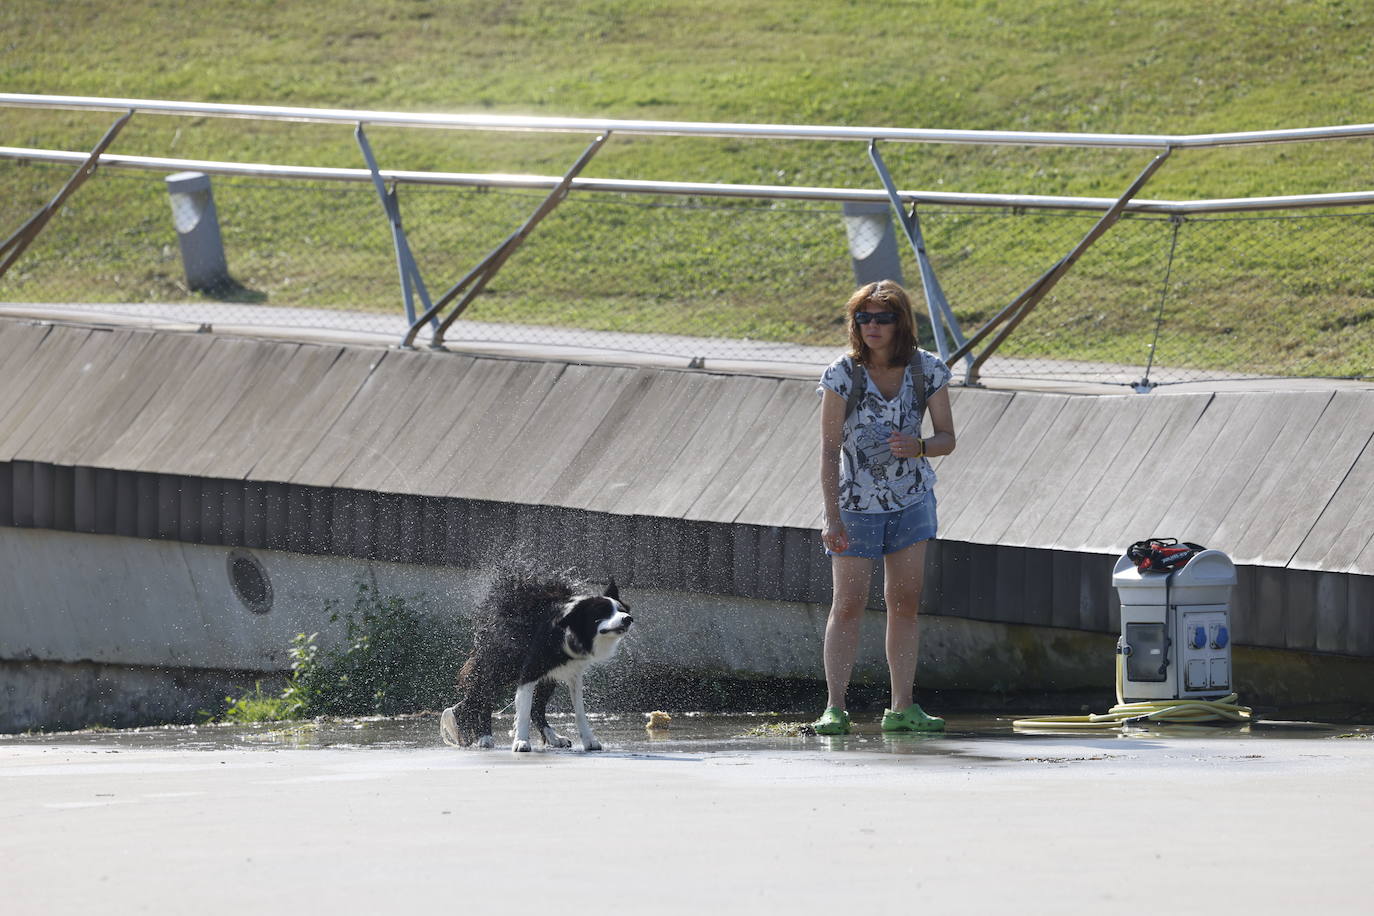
[[440, 567, 632, 753]]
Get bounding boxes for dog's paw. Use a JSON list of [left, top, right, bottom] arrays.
[[541, 726, 572, 749], [582, 739, 602, 752], [476, 735, 495, 749], [511, 739, 532, 753]]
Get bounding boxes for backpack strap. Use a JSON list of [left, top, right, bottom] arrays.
[[844, 358, 868, 421], [844, 351, 928, 424], [911, 350, 927, 423]]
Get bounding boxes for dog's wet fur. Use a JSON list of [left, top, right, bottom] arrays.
[[440, 568, 632, 753]]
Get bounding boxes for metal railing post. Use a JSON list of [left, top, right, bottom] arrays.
[[1137, 214, 1186, 392], [0, 109, 133, 280], [868, 140, 969, 367], [404, 131, 610, 350], [951, 148, 1174, 386], [356, 123, 435, 330]]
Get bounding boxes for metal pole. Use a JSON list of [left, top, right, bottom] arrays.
[[0, 109, 133, 279], [953, 148, 1173, 385], [1137, 215, 1186, 392], [404, 131, 610, 350], [868, 140, 969, 366], [356, 123, 434, 328]]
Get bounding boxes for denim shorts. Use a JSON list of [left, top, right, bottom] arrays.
[[827, 491, 938, 559]]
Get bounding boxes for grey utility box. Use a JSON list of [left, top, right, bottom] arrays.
[[1112, 549, 1237, 702], [166, 171, 229, 291]]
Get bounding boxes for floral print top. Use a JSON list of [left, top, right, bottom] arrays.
[[818, 351, 951, 514]]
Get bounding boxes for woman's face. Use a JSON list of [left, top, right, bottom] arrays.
[[855, 308, 897, 351]]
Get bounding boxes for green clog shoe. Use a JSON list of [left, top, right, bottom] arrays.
[[881, 704, 945, 733], [811, 706, 851, 735]]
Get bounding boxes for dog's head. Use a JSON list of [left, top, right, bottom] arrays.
[[559, 579, 632, 661]]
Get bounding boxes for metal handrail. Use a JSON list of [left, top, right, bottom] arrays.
[[6, 146, 1374, 216], [6, 93, 1374, 381], [7, 92, 1374, 150]]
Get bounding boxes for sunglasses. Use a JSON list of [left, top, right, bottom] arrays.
[[854, 310, 898, 326]]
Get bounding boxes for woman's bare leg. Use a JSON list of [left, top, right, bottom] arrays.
[[883, 539, 928, 711], [824, 554, 875, 709]]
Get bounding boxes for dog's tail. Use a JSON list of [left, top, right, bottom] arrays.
[[439, 706, 465, 747], [482, 565, 579, 620]]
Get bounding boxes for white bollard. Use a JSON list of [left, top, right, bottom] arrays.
[[166, 171, 229, 291], [842, 200, 905, 288]]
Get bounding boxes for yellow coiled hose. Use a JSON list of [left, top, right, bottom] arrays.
[[1011, 655, 1254, 730]]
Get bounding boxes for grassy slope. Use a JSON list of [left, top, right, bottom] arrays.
[[2, 0, 1372, 374]]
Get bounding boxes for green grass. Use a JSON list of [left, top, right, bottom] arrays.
[[3, 0, 1374, 377]]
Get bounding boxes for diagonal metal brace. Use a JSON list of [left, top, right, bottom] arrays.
[[868, 140, 969, 367], [952, 147, 1174, 386], [356, 123, 435, 329], [0, 109, 134, 280], [404, 131, 610, 350]]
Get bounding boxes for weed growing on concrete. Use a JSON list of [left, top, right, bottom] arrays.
[[289, 583, 472, 717], [741, 721, 816, 738], [221, 583, 471, 721], [221, 682, 297, 723]]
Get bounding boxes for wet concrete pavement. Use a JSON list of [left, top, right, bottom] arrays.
[[4, 713, 1373, 915]]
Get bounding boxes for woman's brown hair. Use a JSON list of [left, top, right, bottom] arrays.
[[844, 279, 917, 368]]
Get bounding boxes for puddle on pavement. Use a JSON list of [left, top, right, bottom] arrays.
[[3, 712, 1370, 756]]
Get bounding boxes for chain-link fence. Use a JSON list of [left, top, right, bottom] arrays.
[[3, 160, 1372, 385]]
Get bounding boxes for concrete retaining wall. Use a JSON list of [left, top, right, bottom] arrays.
[[3, 318, 1373, 575], [1, 660, 260, 733], [6, 525, 1370, 732], [0, 527, 1131, 732], [2, 316, 1374, 728]]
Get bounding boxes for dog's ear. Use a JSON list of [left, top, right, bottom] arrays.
[[604, 578, 620, 601]]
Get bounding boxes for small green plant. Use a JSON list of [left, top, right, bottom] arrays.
[[221, 681, 300, 723], [218, 582, 472, 722]]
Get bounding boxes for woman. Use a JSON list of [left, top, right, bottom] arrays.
[[812, 279, 956, 735]]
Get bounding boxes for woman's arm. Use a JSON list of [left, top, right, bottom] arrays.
[[889, 385, 956, 460], [819, 388, 849, 553], [922, 386, 957, 457]]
